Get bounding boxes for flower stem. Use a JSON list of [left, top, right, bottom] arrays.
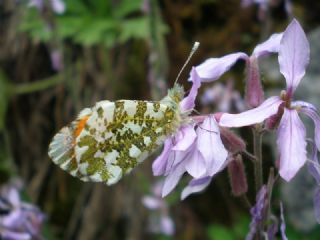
[[253, 126, 264, 240], [253, 127, 263, 194], [12, 75, 63, 95]]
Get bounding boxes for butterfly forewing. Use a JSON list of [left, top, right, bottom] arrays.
[[75, 99, 179, 185], [48, 84, 184, 185]]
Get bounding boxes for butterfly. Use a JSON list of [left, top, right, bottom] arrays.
[[48, 84, 188, 185]]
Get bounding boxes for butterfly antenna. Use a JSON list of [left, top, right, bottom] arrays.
[[174, 41, 200, 85]]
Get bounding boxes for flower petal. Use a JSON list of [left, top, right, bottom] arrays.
[[1, 231, 31, 240], [162, 162, 186, 197], [296, 101, 320, 151], [308, 142, 320, 184], [142, 196, 162, 209], [181, 176, 212, 200], [278, 19, 310, 95], [197, 116, 228, 176], [277, 109, 307, 181], [195, 52, 248, 82], [180, 67, 201, 111], [219, 96, 283, 127], [172, 125, 197, 151], [51, 0, 66, 14], [185, 149, 206, 178], [165, 148, 190, 174], [252, 33, 283, 58], [280, 202, 288, 240], [246, 185, 268, 240], [152, 139, 173, 176], [160, 216, 175, 236]]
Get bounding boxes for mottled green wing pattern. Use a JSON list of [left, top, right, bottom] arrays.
[[75, 99, 181, 185], [48, 84, 185, 185]]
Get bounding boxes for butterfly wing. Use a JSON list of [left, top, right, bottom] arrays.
[[48, 108, 92, 179], [74, 99, 179, 185]]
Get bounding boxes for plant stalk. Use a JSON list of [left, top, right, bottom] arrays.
[[253, 128, 263, 194]]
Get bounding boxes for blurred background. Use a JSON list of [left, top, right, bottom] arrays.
[[0, 0, 320, 239]]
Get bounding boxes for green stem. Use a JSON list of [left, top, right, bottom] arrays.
[[12, 75, 63, 95], [252, 126, 264, 240], [253, 128, 263, 194]]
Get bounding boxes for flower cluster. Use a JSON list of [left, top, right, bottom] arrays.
[[0, 181, 45, 240], [153, 19, 320, 205], [28, 0, 65, 14], [142, 181, 175, 236]]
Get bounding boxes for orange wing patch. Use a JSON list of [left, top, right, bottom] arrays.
[[74, 115, 90, 138]]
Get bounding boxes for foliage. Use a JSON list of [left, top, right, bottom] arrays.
[[207, 216, 250, 240], [20, 0, 168, 48]]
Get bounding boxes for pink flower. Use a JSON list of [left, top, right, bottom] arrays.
[[29, 0, 65, 14], [0, 182, 45, 239], [142, 181, 174, 236], [196, 31, 283, 108], [201, 79, 245, 112], [152, 68, 228, 199], [219, 19, 320, 181]]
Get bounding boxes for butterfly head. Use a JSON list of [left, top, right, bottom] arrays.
[[167, 83, 185, 104]]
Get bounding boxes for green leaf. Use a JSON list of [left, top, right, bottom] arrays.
[[56, 16, 87, 38], [119, 17, 150, 43], [0, 70, 11, 131], [19, 10, 52, 42], [207, 224, 234, 240], [233, 216, 250, 238], [64, 0, 89, 14], [74, 18, 118, 46], [113, 0, 143, 18]]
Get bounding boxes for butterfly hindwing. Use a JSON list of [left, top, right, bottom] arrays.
[[49, 84, 185, 185]]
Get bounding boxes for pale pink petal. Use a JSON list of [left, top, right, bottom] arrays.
[[1, 231, 31, 240], [277, 109, 307, 181], [195, 52, 248, 82], [28, 0, 43, 9], [152, 139, 173, 176], [142, 196, 162, 209], [278, 19, 310, 95], [180, 67, 201, 111], [7, 187, 21, 207], [152, 181, 164, 197], [185, 149, 206, 178], [160, 216, 175, 236], [308, 142, 320, 184], [219, 96, 283, 127], [197, 116, 228, 176], [280, 202, 288, 240], [252, 33, 283, 58], [51, 0, 66, 14], [295, 101, 320, 151], [172, 125, 197, 151], [165, 148, 190, 174], [181, 177, 211, 200], [162, 162, 186, 197], [2, 210, 21, 227]]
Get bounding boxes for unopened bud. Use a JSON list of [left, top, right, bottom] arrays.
[[265, 106, 284, 130], [220, 127, 246, 153], [245, 56, 264, 108], [228, 155, 248, 196]]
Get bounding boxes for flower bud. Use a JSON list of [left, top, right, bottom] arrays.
[[220, 127, 246, 153], [245, 56, 264, 108], [228, 154, 248, 196], [265, 105, 284, 130]]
